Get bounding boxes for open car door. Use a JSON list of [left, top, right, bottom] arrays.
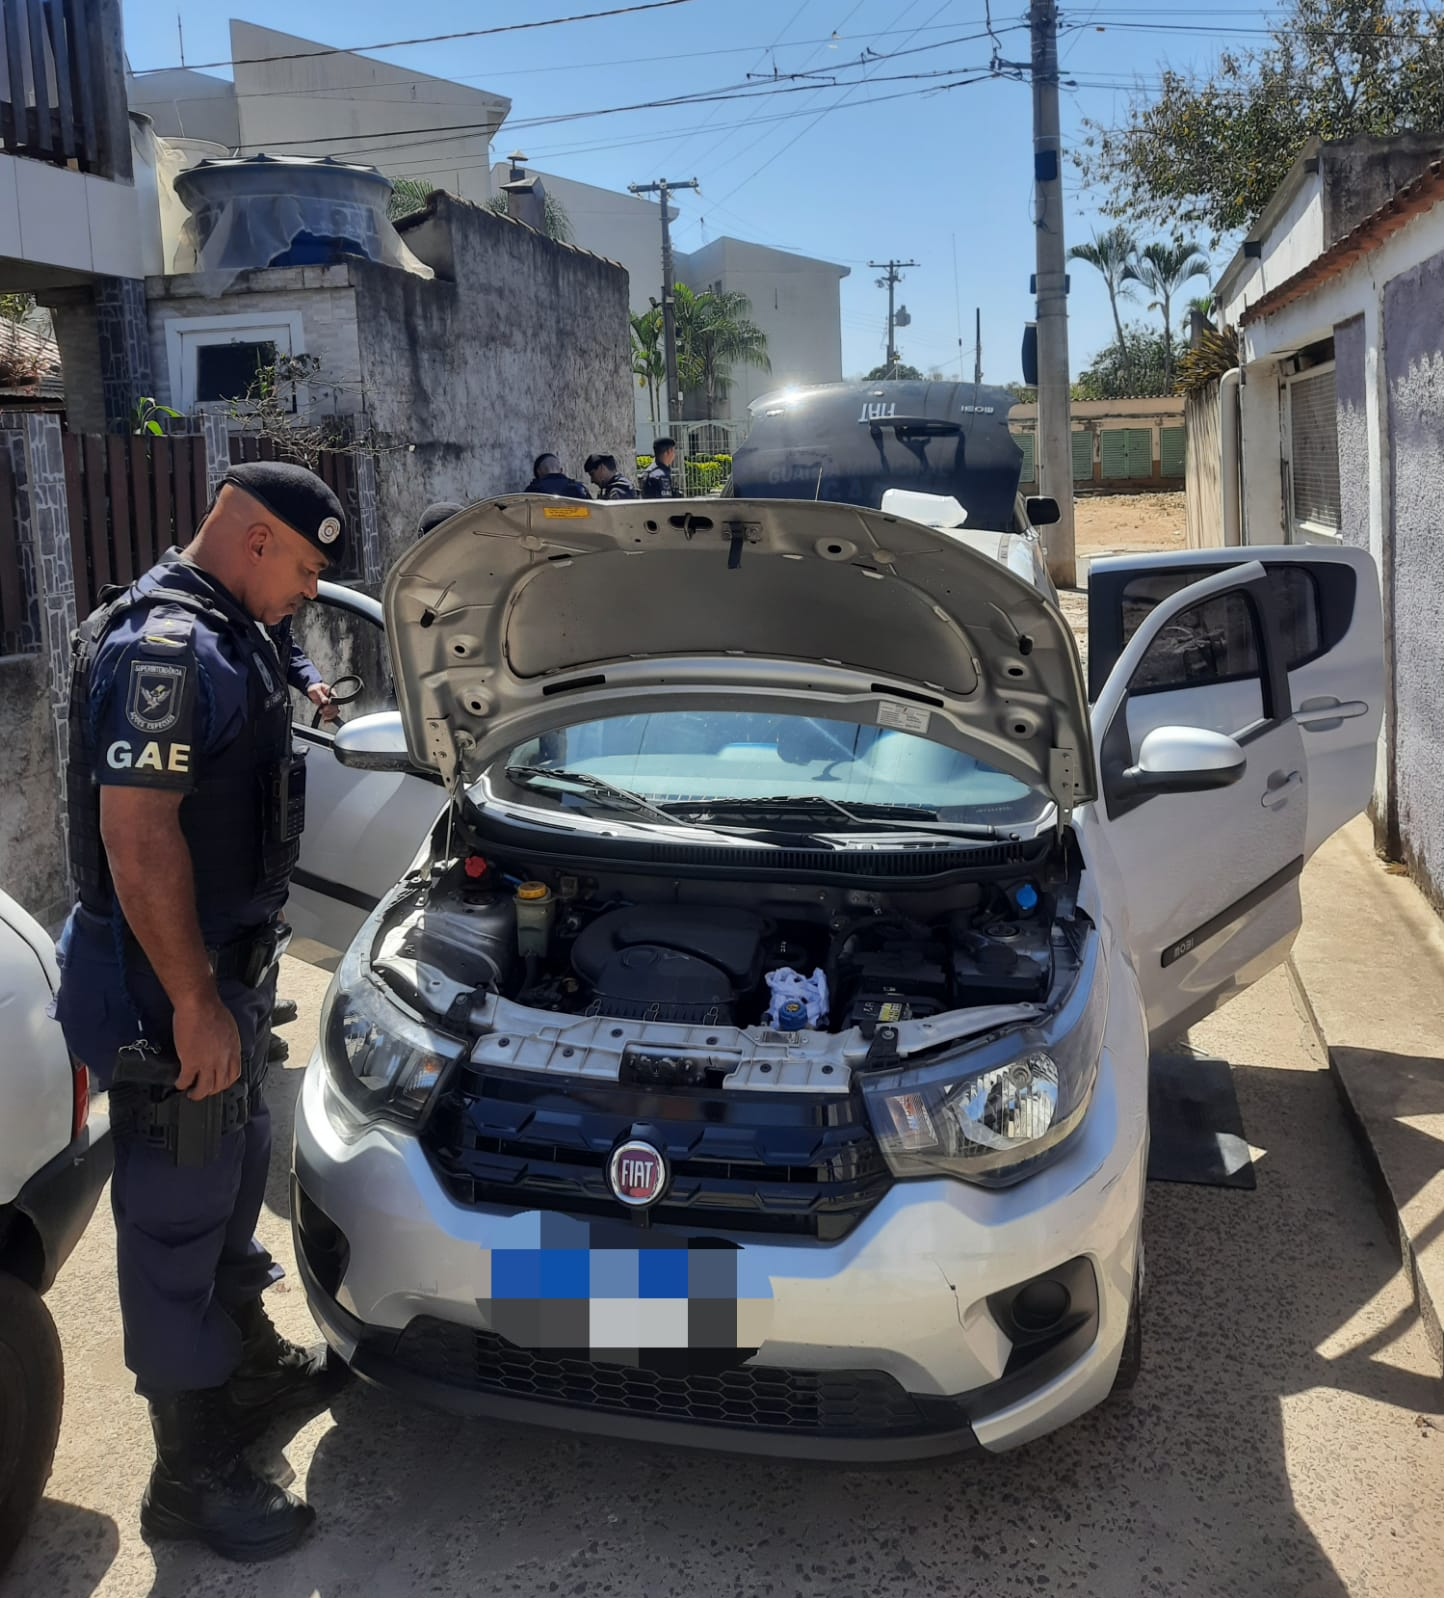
[[1082, 546, 1382, 1045], [288, 582, 445, 953]]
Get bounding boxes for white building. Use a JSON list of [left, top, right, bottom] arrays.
[[130, 22, 509, 205], [1191, 134, 1444, 907], [499, 166, 849, 446]]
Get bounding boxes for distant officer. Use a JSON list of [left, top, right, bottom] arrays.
[[417, 499, 465, 539], [584, 453, 637, 500], [523, 452, 590, 499], [53, 461, 349, 1559], [642, 437, 678, 498]]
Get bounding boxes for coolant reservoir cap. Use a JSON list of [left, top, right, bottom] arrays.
[[516, 881, 551, 901]]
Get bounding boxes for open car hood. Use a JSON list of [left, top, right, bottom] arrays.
[[381, 496, 1096, 819]]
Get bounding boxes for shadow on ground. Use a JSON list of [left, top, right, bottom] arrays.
[[114, 1042, 1444, 1598]]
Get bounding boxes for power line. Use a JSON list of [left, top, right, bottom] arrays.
[[130, 0, 705, 76]]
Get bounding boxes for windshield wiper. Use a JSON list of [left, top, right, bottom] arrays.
[[504, 766, 682, 827], [659, 795, 998, 837]]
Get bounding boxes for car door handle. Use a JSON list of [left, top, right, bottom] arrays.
[[1295, 696, 1369, 730], [1261, 770, 1303, 808]]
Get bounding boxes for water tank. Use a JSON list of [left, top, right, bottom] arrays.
[[173, 153, 425, 276]]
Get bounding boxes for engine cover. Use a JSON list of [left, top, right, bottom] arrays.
[[571, 906, 766, 1025]]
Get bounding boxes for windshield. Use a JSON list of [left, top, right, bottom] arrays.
[[495, 711, 1049, 829]]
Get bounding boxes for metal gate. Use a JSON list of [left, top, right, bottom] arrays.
[[1283, 365, 1341, 542]]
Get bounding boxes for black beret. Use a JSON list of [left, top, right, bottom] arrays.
[[417, 500, 464, 539], [223, 461, 347, 560]]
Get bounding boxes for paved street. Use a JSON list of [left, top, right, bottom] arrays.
[[7, 958, 1443, 1598]]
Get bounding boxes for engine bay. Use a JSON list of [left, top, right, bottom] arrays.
[[373, 838, 1080, 1049]]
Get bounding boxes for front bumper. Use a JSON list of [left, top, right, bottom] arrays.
[[293, 993, 1148, 1457]]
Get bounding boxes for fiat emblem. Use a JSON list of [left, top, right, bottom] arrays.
[[608, 1139, 668, 1208]]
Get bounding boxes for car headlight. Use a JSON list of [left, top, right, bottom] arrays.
[[861, 928, 1105, 1186], [319, 931, 465, 1128]]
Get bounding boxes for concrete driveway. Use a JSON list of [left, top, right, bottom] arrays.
[[6, 959, 1443, 1598]]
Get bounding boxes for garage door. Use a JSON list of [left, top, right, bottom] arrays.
[[1284, 365, 1341, 542]]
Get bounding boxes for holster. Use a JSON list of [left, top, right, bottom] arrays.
[[109, 1044, 251, 1168]]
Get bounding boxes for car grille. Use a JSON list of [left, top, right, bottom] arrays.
[[382, 1316, 945, 1438], [423, 1066, 892, 1242]]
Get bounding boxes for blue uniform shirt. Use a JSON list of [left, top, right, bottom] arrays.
[[83, 554, 291, 940]]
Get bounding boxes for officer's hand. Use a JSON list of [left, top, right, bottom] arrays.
[[173, 996, 242, 1101], [307, 682, 339, 724]]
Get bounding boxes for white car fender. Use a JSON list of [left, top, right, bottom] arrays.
[[0, 892, 74, 1205]]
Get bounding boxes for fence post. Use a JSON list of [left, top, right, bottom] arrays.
[[199, 410, 230, 502], [20, 415, 78, 892], [352, 441, 383, 587]]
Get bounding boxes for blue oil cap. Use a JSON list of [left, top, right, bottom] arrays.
[[777, 998, 809, 1032], [1015, 883, 1040, 913]]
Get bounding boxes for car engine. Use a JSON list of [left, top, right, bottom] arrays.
[[384, 851, 1060, 1039]]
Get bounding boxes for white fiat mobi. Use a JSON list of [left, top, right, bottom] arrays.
[[284, 495, 1382, 1460]]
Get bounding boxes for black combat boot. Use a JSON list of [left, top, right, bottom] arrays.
[[140, 1389, 315, 1561], [266, 1033, 290, 1064], [271, 998, 299, 1027], [222, 1295, 349, 1439]]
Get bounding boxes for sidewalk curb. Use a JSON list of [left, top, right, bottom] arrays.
[[1286, 954, 1444, 1373]]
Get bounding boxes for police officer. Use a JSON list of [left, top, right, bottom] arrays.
[[583, 453, 637, 500], [53, 461, 349, 1560], [641, 436, 678, 498]]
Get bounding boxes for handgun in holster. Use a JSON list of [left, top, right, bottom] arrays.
[[110, 1043, 251, 1168]]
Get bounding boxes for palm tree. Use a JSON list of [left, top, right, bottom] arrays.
[[482, 191, 574, 243], [1068, 225, 1137, 373], [671, 283, 770, 418], [387, 177, 435, 221], [1124, 239, 1211, 388], [631, 308, 664, 430]]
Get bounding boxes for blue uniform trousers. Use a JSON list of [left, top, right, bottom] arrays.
[[55, 915, 283, 1398]]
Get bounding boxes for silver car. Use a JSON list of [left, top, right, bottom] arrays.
[[287, 496, 1381, 1458]]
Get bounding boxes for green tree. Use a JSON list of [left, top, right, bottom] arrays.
[[864, 362, 924, 381], [1068, 225, 1138, 374], [387, 177, 435, 221], [1124, 240, 1211, 389], [0, 292, 34, 323], [631, 308, 664, 430], [1074, 323, 1172, 399], [672, 283, 770, 417], [1078, 0, 1444, 237]]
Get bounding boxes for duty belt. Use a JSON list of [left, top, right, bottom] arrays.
[[121, 919, 293, 989]]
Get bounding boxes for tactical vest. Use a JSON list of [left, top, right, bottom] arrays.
[[68, 578, 300, 937]]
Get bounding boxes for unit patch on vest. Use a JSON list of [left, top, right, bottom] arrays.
[[126, 661, 188, 734]]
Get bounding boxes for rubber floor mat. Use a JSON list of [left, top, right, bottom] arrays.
[[1147, 1050, 1256, 1189]]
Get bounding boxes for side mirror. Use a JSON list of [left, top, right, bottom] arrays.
[[1118, 726, 1245, 797], [332, 711, 419, 773], [1025, 495, 1060, 527]]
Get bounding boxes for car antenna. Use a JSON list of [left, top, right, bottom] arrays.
[[814, 462, 824, 500]]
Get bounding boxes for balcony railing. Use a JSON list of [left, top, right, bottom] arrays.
[[0, 0, 129, 180]]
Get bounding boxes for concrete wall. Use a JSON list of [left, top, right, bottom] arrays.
[[144, 266, 364, 416], [1185, 383, 1223, 548], [1323, 134, 1444, 241], [680, 236, 847, 419], [1333, 314, 1370, 552], [0, 654, 66, 925], [358, 194, 633, 568], [1383, 249, 1444, 913]]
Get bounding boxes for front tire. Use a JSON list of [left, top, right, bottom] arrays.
[[0, 1274, 64, 1575]]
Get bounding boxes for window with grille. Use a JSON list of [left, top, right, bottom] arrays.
[[1287, 367, 1341, 538]]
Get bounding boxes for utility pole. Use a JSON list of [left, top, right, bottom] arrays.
[[974, 307, 983, 385], [629, 177, 699, 428], [869, 259, 918, 376], [1029, 0, 1076, 586]]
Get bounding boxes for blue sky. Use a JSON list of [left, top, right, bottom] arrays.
[[122, 2, 1282, 385]]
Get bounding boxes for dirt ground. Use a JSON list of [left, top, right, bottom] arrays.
[[1060, 491, 1187, 664], [1075, 490, 1187, 556]]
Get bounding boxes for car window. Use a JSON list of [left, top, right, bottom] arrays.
[[1129, 590, 1262, 695], [289, 598, 394, 738], [499, 710, 1050, 826], [1121, 566, 1321, 670]]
